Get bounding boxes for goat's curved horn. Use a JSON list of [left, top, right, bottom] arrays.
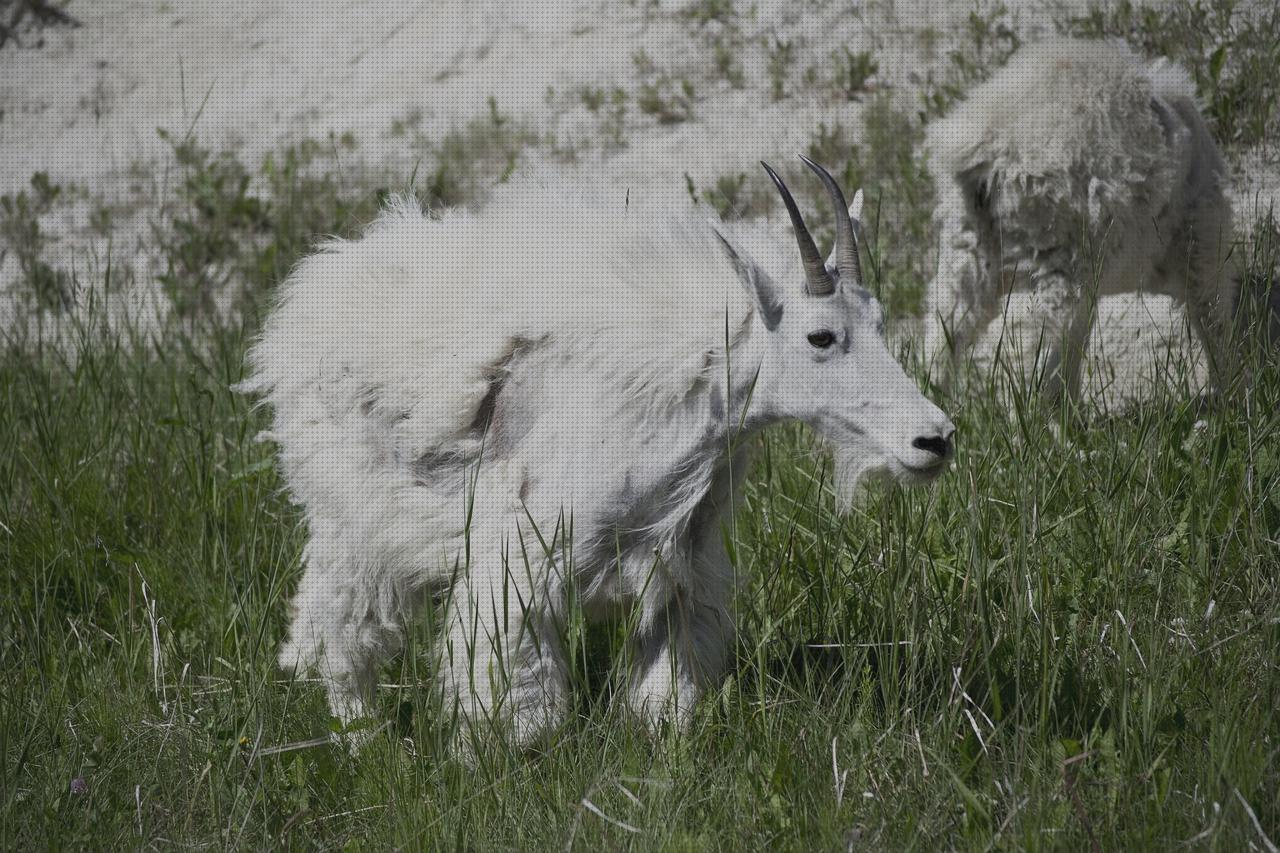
[[799, 155, 863, 288], [761, 161, 835, 297]]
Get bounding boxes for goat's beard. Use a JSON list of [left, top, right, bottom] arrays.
[[831, 444, 892, 513]]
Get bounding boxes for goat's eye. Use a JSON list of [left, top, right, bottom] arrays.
[[807, 330, 836, 349]]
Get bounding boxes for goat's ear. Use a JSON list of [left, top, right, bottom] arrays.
[[828, 189, 867, 271], [713, 228, 783, 330], [848, 188, 864, 231]]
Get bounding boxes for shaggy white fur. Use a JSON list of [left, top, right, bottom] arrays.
[[240, 174, 954, 747], [923, 37, 1238, 402]]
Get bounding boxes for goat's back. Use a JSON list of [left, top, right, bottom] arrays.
[[926, 38, 1201, 200], [240, 193, 766, 518]]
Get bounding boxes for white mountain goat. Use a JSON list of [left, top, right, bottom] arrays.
[[923, 37, 1239, 402], [238, 159, 955, 747]]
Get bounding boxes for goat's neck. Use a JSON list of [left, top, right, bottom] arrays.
[[699, 323, 777, 453]]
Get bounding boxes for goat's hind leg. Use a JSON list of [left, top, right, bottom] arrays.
[[1012, 271, 1096, 417], [1160, 175, 1247, 395], [924, 222, 1002, 391], [437, 532, 570, 752]]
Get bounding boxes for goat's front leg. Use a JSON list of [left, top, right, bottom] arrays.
[[437, 536, 570, 752], [924, 218, 1001, 386], [628, 591, 733, 733], [279, 532, 411, 746], [627, 521, 736, 733], [1018, 270, 1096, 408]]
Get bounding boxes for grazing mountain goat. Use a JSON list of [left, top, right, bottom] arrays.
[[923, 37, 1238, 403], [239, 159, 955, 748]]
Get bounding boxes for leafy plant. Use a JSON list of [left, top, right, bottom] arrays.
[[765, 35, 797, 101], [0, 171, 75, 312], [152, 128, 271, 320], [681, 0, 736, 27], [581, 86, 630, 149], [712, 36, 747, 89], [830, 47, 879, 101], [636, 73, 696, 125], [687, 171, 775, 221], [424, 97, 537, 204]]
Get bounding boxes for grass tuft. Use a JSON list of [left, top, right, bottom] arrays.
[[3, 285, 1277, 846]]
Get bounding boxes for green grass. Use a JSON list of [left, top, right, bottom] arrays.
[[2, 278, 1278, 849], [3, 170, 1280, 846]]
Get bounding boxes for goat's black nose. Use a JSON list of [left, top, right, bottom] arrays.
[[912, 433, 952, 459]]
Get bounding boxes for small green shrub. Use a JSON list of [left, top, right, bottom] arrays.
[[580, 86, 630, 150], [681, 0, 736, 27], [830, 47, 879, 101], [388, 108, 423, 138], [686, 171, 775, 221], [153, 128, 272, 320], [579, 87, 608, 112], [765, 35, 797, 101], [0, 172, 76, 313], [637, 78, 696, 124], [152, 130, 388, 321], [712, 36, 747, 89], [424, 98, 537, 203]]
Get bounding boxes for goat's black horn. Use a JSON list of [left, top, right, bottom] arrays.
[[799, 154, 863, 288], [761, 160, 835, 297]]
